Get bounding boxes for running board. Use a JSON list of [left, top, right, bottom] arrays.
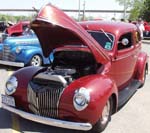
[[118, 80, 142, 108]]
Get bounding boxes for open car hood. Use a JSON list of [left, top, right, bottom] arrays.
[[31, 3, 109, 64]]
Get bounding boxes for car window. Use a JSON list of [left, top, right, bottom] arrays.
[[88, 31, 114, 51], [118, 32, 133, 50]]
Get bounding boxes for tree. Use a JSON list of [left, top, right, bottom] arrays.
[[140, 0, 150, 22], [0, 14, 36, 23], [116, 0, 134, 19], [116, 0, 145, 21], [129, 0, 145, 21]]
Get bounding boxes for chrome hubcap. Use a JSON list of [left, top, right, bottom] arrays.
[[101, 100, 110, 125], [31, 55, 41, 66]]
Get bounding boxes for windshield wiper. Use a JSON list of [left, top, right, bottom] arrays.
[[100, 28, 113, 43]]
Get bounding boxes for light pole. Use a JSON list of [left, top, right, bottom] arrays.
[[82, 0, 86, 21], [78, 0, 81, 21], [123, 0, 127, 20]]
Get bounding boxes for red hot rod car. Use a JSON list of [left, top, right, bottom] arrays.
[[1, 4, 148, 133], [5, 21, 30, 36]]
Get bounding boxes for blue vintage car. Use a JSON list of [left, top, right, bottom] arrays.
[[0, 30, 53, 67]]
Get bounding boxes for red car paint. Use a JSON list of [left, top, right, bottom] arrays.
[[59, 74, 117, 124], [143, 21, 150, 38], [3, 3, 148, 131], [144, 21, 150, 31], [32, 5, 110, 64], [11, 66, 46, 110], [5, 21, 30, 36]]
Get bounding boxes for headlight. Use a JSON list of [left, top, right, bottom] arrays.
[[73, 87, 90, 111], [5, 76, 18, 95], [16, 47, 22, 54]]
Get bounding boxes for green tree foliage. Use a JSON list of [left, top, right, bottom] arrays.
[[0, 14, 36, 23], [129, 0, 145, 21], [140, 0, 150, 22], [116, 0, 146, 21]]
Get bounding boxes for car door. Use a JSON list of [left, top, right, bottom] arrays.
[[108, 32, 138, 90]]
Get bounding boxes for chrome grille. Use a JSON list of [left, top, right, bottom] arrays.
[[0, 45, 16, 61], [27, 81, 64, 118]]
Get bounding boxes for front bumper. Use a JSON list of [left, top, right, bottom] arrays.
[[0, 60, 24, 67], [1, 103, 92, 131]]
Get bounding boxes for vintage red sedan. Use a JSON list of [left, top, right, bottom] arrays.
[[1, 4, 148, 133]]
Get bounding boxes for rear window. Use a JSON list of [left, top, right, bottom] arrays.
[[88, 31, 114, 50]]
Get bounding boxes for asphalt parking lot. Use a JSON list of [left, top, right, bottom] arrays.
[[0, 40, 150, 133]]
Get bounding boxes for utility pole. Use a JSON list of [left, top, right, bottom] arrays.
[[123, 0, 127, 20], [78, 0, 81, 21], [82, 0, 86, 21]]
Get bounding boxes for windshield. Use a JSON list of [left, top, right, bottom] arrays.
[[88, 31, 114, 50]]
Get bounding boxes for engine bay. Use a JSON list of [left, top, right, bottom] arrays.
[[33, 49, 98, 86]]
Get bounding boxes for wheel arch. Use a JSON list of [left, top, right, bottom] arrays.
[[134, 51, 148, 83], [59, 74, 118, 125], [27, 53, 43, 66], [19, 48, 42, 65], [111, 93, 118, 115]]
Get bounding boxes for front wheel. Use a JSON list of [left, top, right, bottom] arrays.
[[29, 55, 42, 66], [92, 97, 113, 133]]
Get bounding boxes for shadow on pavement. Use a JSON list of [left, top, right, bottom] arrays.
[[0, 108, 12, 129], [0, 64, 20, 72]]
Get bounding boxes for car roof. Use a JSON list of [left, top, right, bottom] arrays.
[[79, 21, 137, 37]]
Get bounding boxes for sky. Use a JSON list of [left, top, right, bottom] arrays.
[[0, 0, 125, 20]]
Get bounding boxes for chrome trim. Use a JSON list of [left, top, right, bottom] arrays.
[[0, 60, 24, 67], [34, 73, 67, 87], [5, 76, 18, 95], [73, 87, 90, 111], [28, 82, 64, 118], [2, 45, 16, 61], [2, 103, 92, 131]]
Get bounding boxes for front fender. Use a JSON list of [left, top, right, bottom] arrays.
[[59, 74, 118, 125], [135, 51, 148, 83], [15, 47, 43, 65], [21, 48, 50, 65], [11, 66, 47, 110]]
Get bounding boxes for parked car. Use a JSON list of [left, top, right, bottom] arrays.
[[143, 21, 150, 39], [1, 4, 148, 133], [5, 21, 30, 36], [0, 29, 52, 67], [0, 21, 30, 43]]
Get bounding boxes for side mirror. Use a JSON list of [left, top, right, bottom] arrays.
[[121, 38, 129, 46]]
